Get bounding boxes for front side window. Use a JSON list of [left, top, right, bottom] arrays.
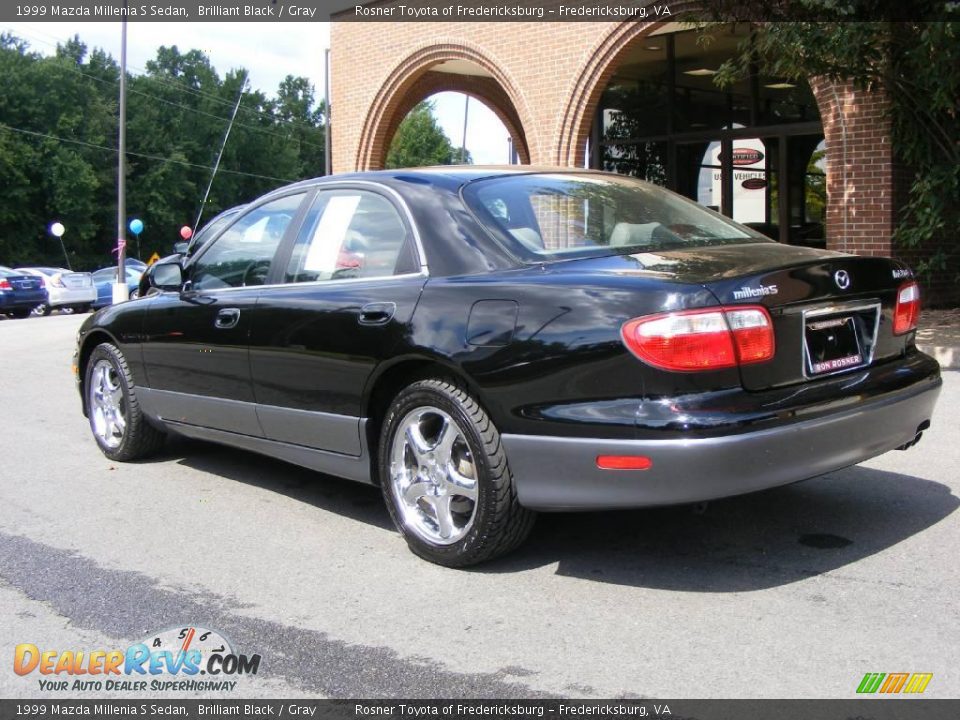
[[463, 173, 772, 262], [284, 189, 415, 283], [191, 193, 305, 290]]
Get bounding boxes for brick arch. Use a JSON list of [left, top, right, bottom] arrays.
[[356, 43, 532, 170], [555, 15, 860, 254], [554, 17, 677, 166]]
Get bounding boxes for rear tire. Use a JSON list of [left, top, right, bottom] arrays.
[[379, 377, 535, 567], [10, 308, 30, 319], [85, 343, 165, 461], [32, 303, 51, 317]]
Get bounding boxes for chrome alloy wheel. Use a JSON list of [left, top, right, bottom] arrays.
[[389, 406, 479, 545], [89, 358, 126, 449]]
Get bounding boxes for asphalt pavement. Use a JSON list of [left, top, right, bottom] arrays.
[[1, 313, 958, 699]]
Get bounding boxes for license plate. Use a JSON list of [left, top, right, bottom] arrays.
[[805, 315, 864, 375]]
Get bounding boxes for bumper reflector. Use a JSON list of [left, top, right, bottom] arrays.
[[596, 455, 653, 471]]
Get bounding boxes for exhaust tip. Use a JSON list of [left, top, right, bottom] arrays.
[[896, 420, 931, 451]]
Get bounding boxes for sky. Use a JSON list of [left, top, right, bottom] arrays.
[[3, 21, 511, 165]]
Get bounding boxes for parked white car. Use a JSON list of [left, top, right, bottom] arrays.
[[16, 267, 96, 315]]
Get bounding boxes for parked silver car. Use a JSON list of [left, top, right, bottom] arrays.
[[16, 267, 97, 315]]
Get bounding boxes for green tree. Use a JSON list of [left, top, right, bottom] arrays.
[[386, 101, 471, 169], [0, 32, 327, 268], [697, 3, 960, 279]]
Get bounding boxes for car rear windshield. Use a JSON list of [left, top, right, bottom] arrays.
[[462, 172, 773, 262]]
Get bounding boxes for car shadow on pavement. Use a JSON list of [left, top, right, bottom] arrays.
[[159, 437, 395, 531], [154, 438, 956, 591], [477, 465, 958, 590]]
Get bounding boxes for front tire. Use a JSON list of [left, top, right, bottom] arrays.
[[85, 343, 165, 461], [379, 378, 535, 567], [32, 303, 51, 317]]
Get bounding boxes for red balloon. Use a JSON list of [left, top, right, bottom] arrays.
[[180, 225, 193, 240]]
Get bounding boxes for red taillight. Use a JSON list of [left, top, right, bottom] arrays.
[[0, 279, 11, 290], [893, 281, 920, 335], [37, 277, 45, 287], [621, 305, 775, 371]]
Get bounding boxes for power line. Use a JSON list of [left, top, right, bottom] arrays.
[[0, 123, 298, 184], [3, 25, 328, 135], [128, 61, 328, 132], [22, 53, 328, 153]]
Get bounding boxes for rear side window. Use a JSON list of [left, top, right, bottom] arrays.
[[463, 172, 770, 262], [284, 189, 416, 283]]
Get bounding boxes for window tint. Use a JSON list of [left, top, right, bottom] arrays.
[[191, 193, 304, 290], [285, 190, 413, 283], [92, 267, 140, 282], [187, 207, 244, 256], [463, 173, 770, 262]]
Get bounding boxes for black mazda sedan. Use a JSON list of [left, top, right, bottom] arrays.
[[74, 168, 942, 566]]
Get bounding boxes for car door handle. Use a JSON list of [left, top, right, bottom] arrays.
[[358, 302, 396, 326], [214, 308, 241, 329]]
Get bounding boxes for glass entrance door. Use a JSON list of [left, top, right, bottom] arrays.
[[672, 132, 823, 247]]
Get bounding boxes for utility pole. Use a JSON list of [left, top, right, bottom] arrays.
[[324, 48, 331, 176], [113, 14, 128, 305], [460, 96, 469, 164]]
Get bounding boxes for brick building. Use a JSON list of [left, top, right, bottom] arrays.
[[330, 16, 906, 259]]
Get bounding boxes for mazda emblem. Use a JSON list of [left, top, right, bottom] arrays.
[[834, 270, 851, 290]]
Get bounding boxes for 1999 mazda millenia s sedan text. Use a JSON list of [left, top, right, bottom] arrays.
[[74, 168, 942, 566]]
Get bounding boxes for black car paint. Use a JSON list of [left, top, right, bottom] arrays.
[[75, 168, 940, 503]]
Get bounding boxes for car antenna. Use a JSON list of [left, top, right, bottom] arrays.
[[192, 72, 248, 234]]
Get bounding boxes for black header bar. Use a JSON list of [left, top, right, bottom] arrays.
[[2, 0, 957, 23]]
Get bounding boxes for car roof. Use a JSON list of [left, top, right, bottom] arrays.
[[268, 166, 606, 197], [18, 267, 65, 275]]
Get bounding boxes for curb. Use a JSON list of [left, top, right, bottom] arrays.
[[918, 344, 959, 370]]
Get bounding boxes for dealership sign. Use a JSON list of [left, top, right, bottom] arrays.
[[718, 148, 765, 166]]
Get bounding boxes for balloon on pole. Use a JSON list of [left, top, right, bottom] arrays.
[[49, 221, 71, 270], [180, 226, 193, 240], [128, 218, 144, 259]]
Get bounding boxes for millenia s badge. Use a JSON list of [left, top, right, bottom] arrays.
[[733, 284, 778, 300]]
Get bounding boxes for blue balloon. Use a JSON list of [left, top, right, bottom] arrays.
[[128, 218, 144, 235]]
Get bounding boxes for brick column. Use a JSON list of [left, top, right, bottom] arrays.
[[812, 78, 897, 256]]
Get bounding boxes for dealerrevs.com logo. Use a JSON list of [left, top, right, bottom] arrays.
[[14, 626, 261, 693]]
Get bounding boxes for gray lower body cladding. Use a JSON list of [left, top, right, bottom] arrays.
[[503, 371, 941, 511]]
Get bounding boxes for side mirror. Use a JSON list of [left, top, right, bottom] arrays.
[[150, 261, 184, 291], [173, 241, 189, 255]]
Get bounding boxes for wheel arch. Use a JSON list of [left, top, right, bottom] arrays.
[[77, 329, 121, 417], [362, 355, 489, 485]]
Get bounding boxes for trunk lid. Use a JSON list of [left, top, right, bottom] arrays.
[[60, 272, 93, 289], [549, 242, 914, 391], [698, 248, 912, 391], [5, 273, 43, 292]]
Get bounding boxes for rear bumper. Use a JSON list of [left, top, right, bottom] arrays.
[[48, 286, 96, 306], [503, 363, 942, 511], [0, 290, 47, 310]]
